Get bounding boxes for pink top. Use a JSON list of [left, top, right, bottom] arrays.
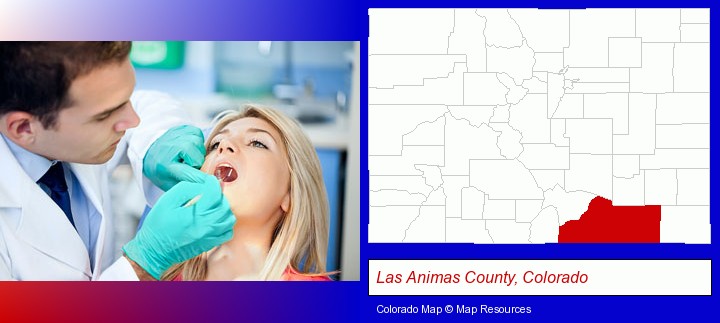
[[171, 267, 333, 281], [282, 267, 333, 281]]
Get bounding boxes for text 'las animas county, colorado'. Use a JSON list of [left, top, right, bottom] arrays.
[[377, 270, 589, 286]]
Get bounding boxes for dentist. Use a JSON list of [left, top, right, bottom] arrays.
[[0, 42, 235, 280]]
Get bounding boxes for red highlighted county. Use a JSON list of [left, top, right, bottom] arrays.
[[559, 196, 661, 243]]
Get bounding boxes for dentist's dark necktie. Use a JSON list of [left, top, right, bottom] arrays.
[[38, 162, 75, 228]]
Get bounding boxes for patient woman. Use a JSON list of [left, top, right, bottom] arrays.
[[162, 105, 332, 281]]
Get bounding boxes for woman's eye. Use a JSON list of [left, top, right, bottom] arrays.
[[250, 140, 268, 149], [209, 141, 220, 151]]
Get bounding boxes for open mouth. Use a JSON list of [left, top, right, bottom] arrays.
[[214, 163, 238, 183]]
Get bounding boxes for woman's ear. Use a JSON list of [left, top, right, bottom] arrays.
[[281, 192, 290, 213]]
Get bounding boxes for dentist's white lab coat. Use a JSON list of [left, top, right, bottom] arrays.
[[0, 90, 187, 280]]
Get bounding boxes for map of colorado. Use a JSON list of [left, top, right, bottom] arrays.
[[368, 8, 710, 244]]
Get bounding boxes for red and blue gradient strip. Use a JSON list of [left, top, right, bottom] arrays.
[[0, 282, 357, 322], [0, 0, 361, 40]]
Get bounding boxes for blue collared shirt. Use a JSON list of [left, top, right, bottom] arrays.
[[1, 134, 100, 270]]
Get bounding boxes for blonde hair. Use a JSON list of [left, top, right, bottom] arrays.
[[162, 105, 330, 281]]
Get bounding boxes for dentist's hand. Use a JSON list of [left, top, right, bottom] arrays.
[[122, 173, 235, 280], [143, 125, 206, 191]]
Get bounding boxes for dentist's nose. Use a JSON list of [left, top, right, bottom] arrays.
[[114, 102, 140, 132]]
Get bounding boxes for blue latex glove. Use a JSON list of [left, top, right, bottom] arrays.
[[143, 125, 206, 191], [122, 173, 235, 280]]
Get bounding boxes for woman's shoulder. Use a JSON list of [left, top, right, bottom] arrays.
[[170, 268, 334, 281], [282, 267, 333, 281]]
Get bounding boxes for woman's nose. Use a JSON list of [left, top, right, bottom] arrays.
[[217, 140, 236, 154]]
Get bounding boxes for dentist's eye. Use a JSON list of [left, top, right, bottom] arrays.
[[250, 140, 267, 149], [95, 114, 111, 122]]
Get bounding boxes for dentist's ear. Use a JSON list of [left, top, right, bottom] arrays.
[[2, 111, 38, 146]]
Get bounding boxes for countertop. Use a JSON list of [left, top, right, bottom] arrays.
[[181, 94, 350, 150]]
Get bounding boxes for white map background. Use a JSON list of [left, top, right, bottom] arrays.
[[368, 8, 710, 244]]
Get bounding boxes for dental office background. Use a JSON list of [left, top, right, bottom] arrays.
[[110, 41, 360, 280]]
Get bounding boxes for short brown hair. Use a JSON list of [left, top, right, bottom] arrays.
[[0, 42, 132, 128]]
